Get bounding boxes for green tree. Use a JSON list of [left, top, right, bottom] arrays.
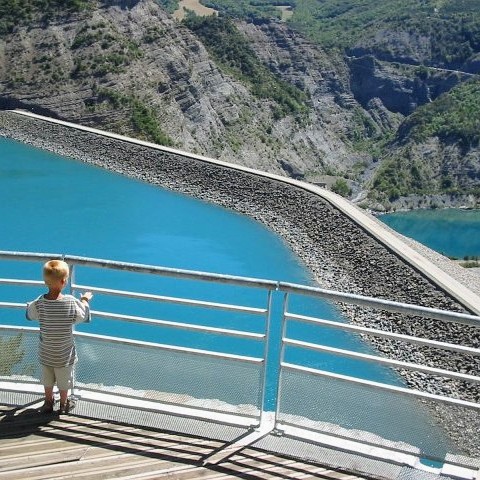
[[331, 178, 351, 197]]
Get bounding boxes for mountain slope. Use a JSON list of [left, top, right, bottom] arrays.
[[0, 0, 479, 209], [369, 78, 480, 208], [0, 0, 370, 180]]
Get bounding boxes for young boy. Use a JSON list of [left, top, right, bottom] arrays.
[[26, 260, 93, 414]]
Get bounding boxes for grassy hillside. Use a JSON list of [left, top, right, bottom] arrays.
[[290, 0, 479, 54], [290, 0, 427, 49], [202, 0, 290, 20]]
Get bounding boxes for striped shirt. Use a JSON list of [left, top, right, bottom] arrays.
[[26, 294, 90, 367]]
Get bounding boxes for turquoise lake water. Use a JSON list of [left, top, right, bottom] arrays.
[[0, 137, 458, 458], [381, 208, 480, 258], [0, 137, 389, 377]]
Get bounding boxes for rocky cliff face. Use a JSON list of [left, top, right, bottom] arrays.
[[348, 55, 464, 116], [0, 0, 370, 181], [0, 0, 478, 209], [0, 1, 246, 150]]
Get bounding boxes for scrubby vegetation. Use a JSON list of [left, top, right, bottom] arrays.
[[197, 0, 480, 76], [183, 14, 307, 117], [371, 154, 435, 201], [0, 334, 32, 376], [371, 150, 480, 203], [71, 23, 143, 77], [92, 89, 174, 146], [156, 0, 180, 14], [288, 0, 480, 66], [369, 78, 480, 202], [331, 178, 352, 197], [199, 0, 479, 67], [0, 0, 92, 35], [400, 79, 480, 147]]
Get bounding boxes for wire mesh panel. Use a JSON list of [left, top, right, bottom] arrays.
[[0, 328, 40, 384], [75, 334, 263, 419], [73, 400, 252, 443], [278, 285, 480, 471], [276, 348, 480, 472], [278, 369, 458, 460], [253, 433, 407, 480]]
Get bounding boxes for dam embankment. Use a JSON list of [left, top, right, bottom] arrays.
[[0, 110, 479, 454]]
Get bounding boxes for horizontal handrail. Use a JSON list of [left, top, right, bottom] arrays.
[[0, 302, 25, 310], [0, 250, 279, 290], [72, 284, 267, 314], [75, 331, 264, 363], [283, 338, 480, 384], [92, 310, 265, 339], [67, 254, 280, 290], [0, 325, 38, 334], [280, 281, 480, 327], [286, 312, 480, 356], [0, 279, 44, 287], [0, 251, 63, 262]]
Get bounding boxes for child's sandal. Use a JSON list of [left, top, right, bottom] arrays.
[[38, 400, 54, 414], [59, 398, 75, 415]]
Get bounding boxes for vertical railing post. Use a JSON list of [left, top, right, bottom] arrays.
[[260, 285, 287, 428], [275, 291, 289, 426], [67, 260, 77, 397], [68, 262, 75, 296], [259, 288, 273, 420]]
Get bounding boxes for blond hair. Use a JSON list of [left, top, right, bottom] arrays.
[[43, 260, 69, 287]]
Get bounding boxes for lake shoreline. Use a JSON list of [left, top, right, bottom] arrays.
[[366, 192, 480, 212], [1, 110, 479, 457], [380, 209, 480, 259]]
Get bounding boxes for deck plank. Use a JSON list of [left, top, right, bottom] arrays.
[[0, 404, 370, 480]]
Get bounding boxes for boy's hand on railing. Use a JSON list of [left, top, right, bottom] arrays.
[[80, 292, 93, 304]]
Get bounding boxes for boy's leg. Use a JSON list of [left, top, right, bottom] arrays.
[[59, 389, 68, 406], [44, 385, 54, 402], [39, 366, 55, 413], [56, 365, 74, 414]]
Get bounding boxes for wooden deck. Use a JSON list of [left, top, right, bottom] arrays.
[[0, 404, 370, 480]]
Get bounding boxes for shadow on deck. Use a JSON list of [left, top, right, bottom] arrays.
[[0, 403, 369, 480]]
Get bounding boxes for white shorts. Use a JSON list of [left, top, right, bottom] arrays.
[[41, 365, 73, 391]]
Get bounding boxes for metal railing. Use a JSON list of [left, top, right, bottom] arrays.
[[1, 250, 479, 478]]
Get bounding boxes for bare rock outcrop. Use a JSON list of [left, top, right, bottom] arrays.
[[0, 0, 367, 181]]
